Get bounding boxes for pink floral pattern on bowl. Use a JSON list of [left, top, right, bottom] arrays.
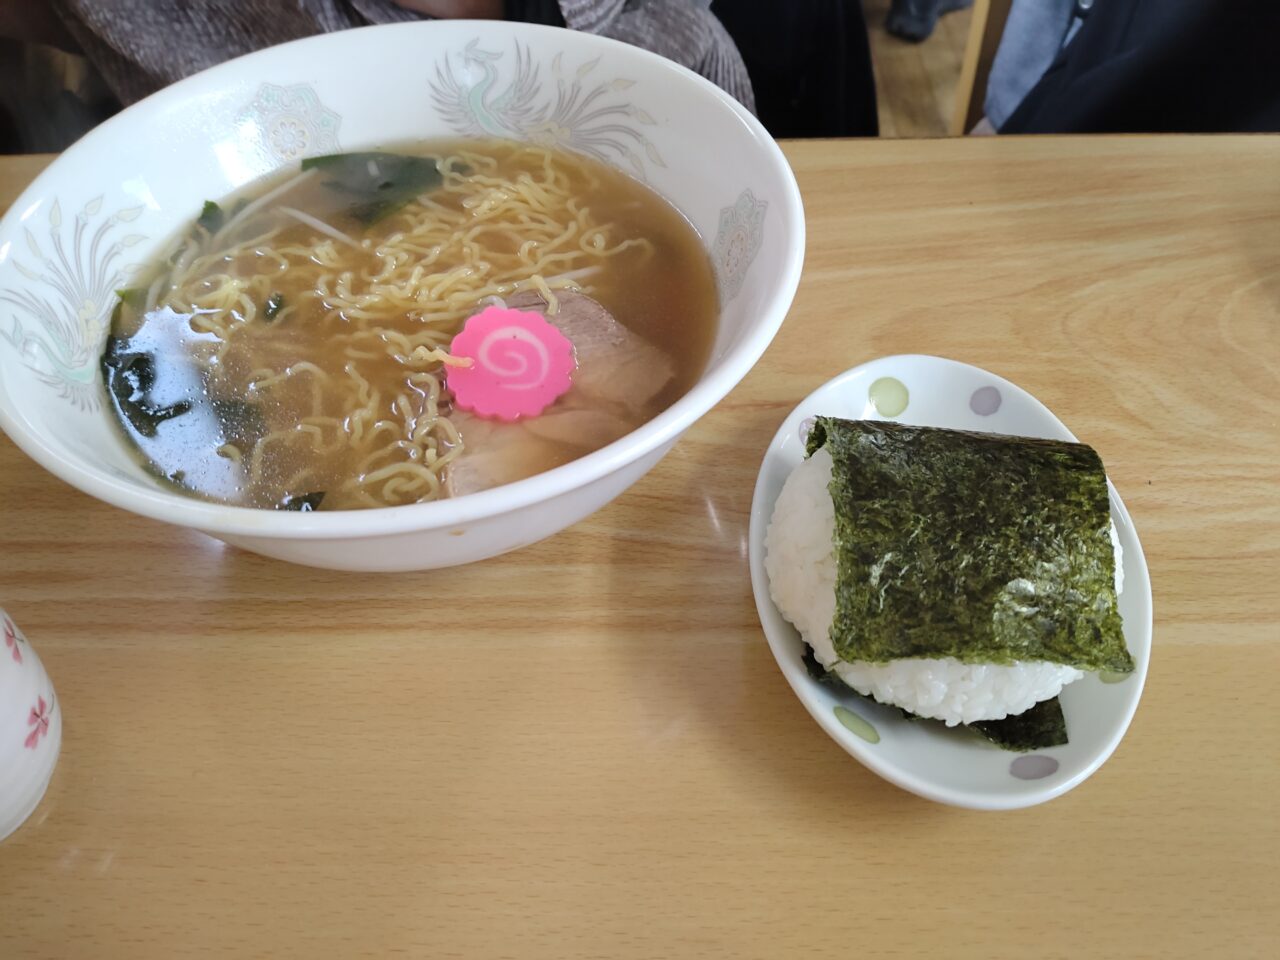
[[24, 696, 52, 750], [4, 615, 22, 664]]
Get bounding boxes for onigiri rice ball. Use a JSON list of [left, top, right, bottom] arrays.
[[765, 446, 1124, 726]]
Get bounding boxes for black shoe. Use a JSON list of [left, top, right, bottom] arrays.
[[886, 0, 974, 43]]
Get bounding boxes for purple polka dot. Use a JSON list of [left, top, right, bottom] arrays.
[[970, 386, 1002, 416], [798, 416, 816, 443], [1009, 755, 1059, 780]]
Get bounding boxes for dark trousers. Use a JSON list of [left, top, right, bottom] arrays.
[[711, 1, 879, 138], [1004, 0, 1280, 133]]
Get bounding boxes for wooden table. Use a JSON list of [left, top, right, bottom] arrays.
[[1, 138, 1277, 958]]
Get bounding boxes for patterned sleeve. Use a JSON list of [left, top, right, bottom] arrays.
[[558, 0, 755, 113], [556, 0, 627, 33]]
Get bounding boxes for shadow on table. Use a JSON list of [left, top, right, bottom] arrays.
[[600, 403, 955, 826]]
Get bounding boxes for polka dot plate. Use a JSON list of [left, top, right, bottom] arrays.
[[747, 355, 1153, 810]]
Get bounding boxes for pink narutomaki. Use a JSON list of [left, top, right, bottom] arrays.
[[447, 304, 576, 421]]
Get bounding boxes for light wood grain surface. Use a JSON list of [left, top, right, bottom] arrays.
[[1, 137, 1278, 958], [864, 0, 973, 138]]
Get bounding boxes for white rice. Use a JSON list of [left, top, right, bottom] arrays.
[[765, 446, 1124, 726]]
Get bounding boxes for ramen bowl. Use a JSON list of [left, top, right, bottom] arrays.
[[0, 22, 804, 571]]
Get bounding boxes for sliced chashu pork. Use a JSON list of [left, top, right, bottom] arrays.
[[443, 291, 670, 498], [507, 289, 674, 410]]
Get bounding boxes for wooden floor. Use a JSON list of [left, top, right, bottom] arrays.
[[863, 0, 973, 138]]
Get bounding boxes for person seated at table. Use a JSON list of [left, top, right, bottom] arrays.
[[0, 0, 757, 151], [2, 1, 885, 148], [712, 0, 879, 137], [983, 0, 1280, 133]]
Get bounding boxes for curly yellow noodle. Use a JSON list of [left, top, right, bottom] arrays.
[[143, 141, 656, 509]]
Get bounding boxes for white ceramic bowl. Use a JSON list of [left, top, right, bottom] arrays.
[[749, 356, 1152, 810], [0, 608, 61, 842], [0, 22, 803, 571]]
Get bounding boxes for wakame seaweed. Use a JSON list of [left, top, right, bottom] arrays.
[[264, 293, 284, 321], [210, 397, 265, 446], [801, 646, 1068, 750], [114, 287, 148, 312], [110, 287, 148, 330], [101, 336, 192, 438], [280, 492, 325, 512], [807, 418, 1132, 674], [301, 152, 445, 226], [196, 200, 224, 234]]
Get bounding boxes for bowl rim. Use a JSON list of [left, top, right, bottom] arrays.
[[747, 354, 1154, 810], [0, 20, 805, 538]]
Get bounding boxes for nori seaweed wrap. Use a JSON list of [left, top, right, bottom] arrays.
[[806, 418, 1133, 675]]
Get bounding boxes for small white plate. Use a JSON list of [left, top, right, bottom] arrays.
[[748, 355, 1152, 810]]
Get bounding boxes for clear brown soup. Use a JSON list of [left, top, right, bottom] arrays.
[[103, 139, 718, 511]]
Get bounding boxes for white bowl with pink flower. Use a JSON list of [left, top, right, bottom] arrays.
[[0, 608, 60, 842]]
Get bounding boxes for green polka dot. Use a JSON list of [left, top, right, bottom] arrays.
[[834, 705, 880, 743], [1099, 670, 1132, 684], [868, 377, 909, 417]]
